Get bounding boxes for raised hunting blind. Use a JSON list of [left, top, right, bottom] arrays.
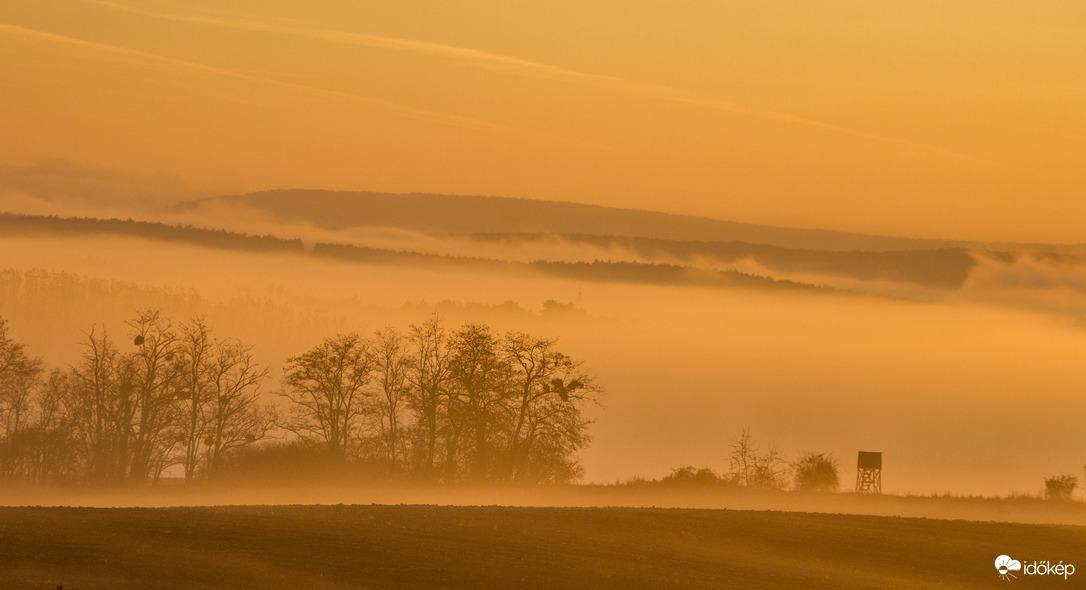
[[855, 451, 882, 494]]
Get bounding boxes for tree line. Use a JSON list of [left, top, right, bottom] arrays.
[[0, 312, 601, 486]]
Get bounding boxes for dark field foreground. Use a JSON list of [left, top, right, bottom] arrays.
[[0, 505, 1082, 589]]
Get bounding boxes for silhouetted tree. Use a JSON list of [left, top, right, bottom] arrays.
[[0, 312, 605, 486], [447, 324, 509, 482], [68, 327, 135, 483], [0, 317, 44, 479], [728, 428, 756, 487], [405, 315, 453, 479], [372, 326, 410, 473], [728, 429, 787, 489], [500, 331, 599, 483], [281, 333, 375, 459], [202, 339, 274, 476], [127, 309, 185, 482], [177, 318, 273, 479], [30, 369, 80, 484], [178, 318, 215, 481]]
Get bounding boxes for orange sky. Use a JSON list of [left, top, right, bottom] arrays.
[[1, 0, 1083, 242]]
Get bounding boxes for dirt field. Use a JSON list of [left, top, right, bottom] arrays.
[[0, 504, 1081, 589]]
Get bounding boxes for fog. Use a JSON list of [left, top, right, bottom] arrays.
[[3, 170, 1084, 502], [0, 159, 199, 216], [3, 224, 1085, 499], [5, 4, 1083, 584], [958, 252, 1086, 316]]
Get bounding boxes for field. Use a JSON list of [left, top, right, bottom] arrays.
[[1, 504, 1081, 589]]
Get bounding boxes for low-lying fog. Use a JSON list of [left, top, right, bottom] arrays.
[[3, 231, 1085, 498]]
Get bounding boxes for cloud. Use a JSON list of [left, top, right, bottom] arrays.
[[0, 20, 630, 157], [77, 0, 635, 86], [0, 159, 198, 216], [73, 0, 991, 164], [0, 22, 515, 135], [956, 251, 1086, 315]]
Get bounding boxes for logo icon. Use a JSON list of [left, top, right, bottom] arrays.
[[996, 555, 1022, 581]]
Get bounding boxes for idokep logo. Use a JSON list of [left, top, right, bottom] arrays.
[[995, 555, 1022, 580], [995, 555, 1076, 581]]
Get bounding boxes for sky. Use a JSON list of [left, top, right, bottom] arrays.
[[1, 0, 1084, 242]]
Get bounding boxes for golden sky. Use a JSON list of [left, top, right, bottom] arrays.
[[1, 0, 1083, 242]]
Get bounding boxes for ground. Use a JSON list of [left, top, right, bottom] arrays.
[[0, 504, 1081, 589]]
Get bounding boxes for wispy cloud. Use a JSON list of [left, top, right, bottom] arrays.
[[660, 93, 994, 165], [78, 0, 631, 86], [1, 15, 633, 156], [0, 23, 501, 131], [75, 0, 992, 164]]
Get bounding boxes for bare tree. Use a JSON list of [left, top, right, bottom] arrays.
[[0, 317, 44, 478], [501, 332, 599, 482], [178, 318, 215, 481], [513, 385, 594, 483], [281, 333, 375, 459], [0, 314, 606, 486], [126, 309, 184, 482], [69, 327, 135, 483], [0, 318, 39, 382], [728, 429, 787, 489], [0, 323, 42, 437], [406, 315, 452, 479], [448, 324, 509, 482], [372, 326, 411, 473], [728, 428, 757, 487], [177, 318, 272, 480], [202, 337, 273, 476], [31, 369, 80, 484]]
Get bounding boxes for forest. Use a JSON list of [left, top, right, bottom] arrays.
[[0, 312, 602, 486]]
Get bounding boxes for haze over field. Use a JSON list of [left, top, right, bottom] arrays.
[[2, 1, 1085, 506], [3, 186, 1086, 497]]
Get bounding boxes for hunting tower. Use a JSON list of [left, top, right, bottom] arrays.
[[855, 451, 882, 494]]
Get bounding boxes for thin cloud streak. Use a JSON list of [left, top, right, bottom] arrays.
[[0, 23, 496, 132], [0, 22, 628, 156], [663, 93, 995, 165], [79, 0, 632, 87], [78, 0, 991, 164]]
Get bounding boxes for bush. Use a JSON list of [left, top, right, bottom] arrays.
[[1043, 474, 1077, 500], [661, 465, 727, 486], [791, 452, 840, 492]]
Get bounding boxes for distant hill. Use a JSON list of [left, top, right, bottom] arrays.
[[0, 212, 1011, 291], [0, 213, 833, 294], [309, 241, 831, 293], [181, 190, 965, 252], [467, 233, 977, 288], [0, 212, 304, 253]]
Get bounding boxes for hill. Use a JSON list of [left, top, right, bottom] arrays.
[[0, 504, 1079, 589], [0, 213, 835, 294], [0, 212, 303, 253], [467, 233, 978, 288], [182, 189, 965, 252], [3, 212, 1079, 296]]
